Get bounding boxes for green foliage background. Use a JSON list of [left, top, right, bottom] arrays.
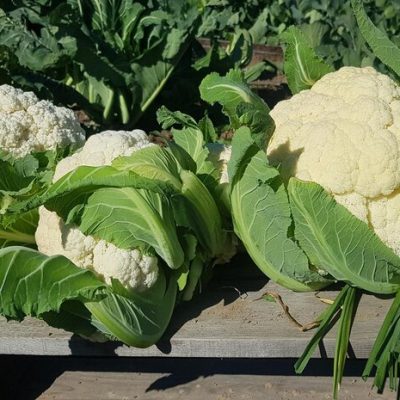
[[201, 0, 400, 70], [1, 0, 399, 131]]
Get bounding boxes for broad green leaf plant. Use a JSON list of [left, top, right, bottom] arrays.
[[197, 25, 400, 397], [280, 26, 334, 93], [0, 124, 232, 348], [350, 0, 400, 392], [0, 1, 265, 131], [0, 0, 200, 128], [256, 12, 400, 397], [270, 20, 400, 397]]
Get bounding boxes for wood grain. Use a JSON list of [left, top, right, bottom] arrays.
[[38, 371, 395, 400], [197, 38, 283, 64], [0, 263, 392, 358]]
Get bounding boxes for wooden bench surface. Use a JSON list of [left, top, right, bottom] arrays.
[[38, 373, 395, 400], [0, 257, 392, 359]]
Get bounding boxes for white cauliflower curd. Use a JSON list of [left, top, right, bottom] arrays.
[[267, 66, 400, 255], [206, 143, 232, 184], [0, 85, 84, 157], [36, 130, 159, 292]]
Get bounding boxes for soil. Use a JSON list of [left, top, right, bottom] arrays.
[[74, 109, 100, 132], [149, 130, 173, 146], [198, 39, 283, 66], [252, 74, 291, 109]]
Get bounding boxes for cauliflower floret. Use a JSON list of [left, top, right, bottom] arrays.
[[36, 130, 159, 292], [53, 129, 153, 181], [206, 143, 232, 184], [205, 143, 240, 263], [333, 193, 368, 223], [267, 66, 400, 255], [368, 191, 400, 256], [93, 242, 158, 291], [35, 208, 97, 268], [0, 85, 85, 157]]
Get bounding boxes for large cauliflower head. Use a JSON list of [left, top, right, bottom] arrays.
[[36, 130, 158, 292], [0, 85, 85, 158], [267, 66, 400, 255]]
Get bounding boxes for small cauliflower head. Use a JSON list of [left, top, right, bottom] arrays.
[[36, 130, 159, 292], [206, 143, 232, 184], [206, 143, 239, 263], [267, 66, 400, 255], [0, 85, 84, 158]]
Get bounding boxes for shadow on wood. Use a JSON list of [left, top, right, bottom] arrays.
[[0, 355, 372, 399], [156, 254, 268, 354]]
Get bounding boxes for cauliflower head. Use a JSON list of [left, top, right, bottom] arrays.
[[36, 130, 159, 292], [0, 85, 85, 158], [53, 129, 153, 181], [206, 143, 232, 184], [267, 66, 400, 255]]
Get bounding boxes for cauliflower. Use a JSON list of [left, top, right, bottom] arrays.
[[206, 143, 232, 184], [36, 130, 159, 292], [0, 85, 85, 158], [205, 143, 240, 263], [267, 66, 400, 255], [53, 129, 153, 181]]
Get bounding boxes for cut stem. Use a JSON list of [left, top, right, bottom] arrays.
[[333, 286, 358, 399], [295, 285, 351, 374]]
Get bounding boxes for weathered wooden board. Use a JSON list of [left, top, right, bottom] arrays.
[[0, 260, 392, 358], [4, 355, 391, 399], [197, 38, 283, 64], [38, 372, 395, 400]]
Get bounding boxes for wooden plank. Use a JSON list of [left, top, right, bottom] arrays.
[[38, 371, 395, 400], [197, 38, 283, 64], [0, 259, 392, 357]]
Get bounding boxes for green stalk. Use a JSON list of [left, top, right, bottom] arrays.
[[140, 65, 175, 116], [180, 170, 224, 257], [296, 285, 359, 399], [373, 320, 400, 390], [333, 286, 358, 399], [133, 38, 194, 127], [102, 88, 115, 122], [65, 76, 74, 86], [118, 91, 130, 125], [88, 82, 96, 104], [182, 255, 204, 301], [363, 290, 400, 380], [0, 229, 36, 245], [393, 360, 398, 391], [295, 285, 350, 374], [392, 358, 399, 391], [76, 0, 84, 17]]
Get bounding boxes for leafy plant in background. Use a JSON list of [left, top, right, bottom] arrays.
[[0, 0, 201, 128], [9, 0, 400, 132], [0, 0, 267, 131], [199, 0, 400, 73]]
